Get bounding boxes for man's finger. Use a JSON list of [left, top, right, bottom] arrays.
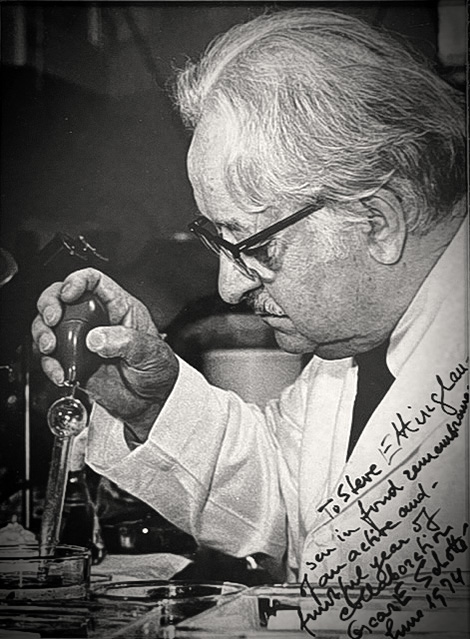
[[41, 356, 65, 386], [59, 268, 131, 324], [36, 282, 64, 327], [31, 315, 57, 354], [86, 326, 165, 368]]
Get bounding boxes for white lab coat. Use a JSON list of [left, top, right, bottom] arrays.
[[86, 222, 468, 586]]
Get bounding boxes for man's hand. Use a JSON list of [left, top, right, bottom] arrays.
[[32, 268, 179, 435]]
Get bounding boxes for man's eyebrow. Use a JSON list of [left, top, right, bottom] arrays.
[[212, 205, 270, 233], [214, 218, 246, 233]]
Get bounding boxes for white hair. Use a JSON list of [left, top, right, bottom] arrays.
[[174, 8, 466, 234]]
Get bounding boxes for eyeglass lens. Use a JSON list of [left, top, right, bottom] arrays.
[[219, 245, 258, 281], [193, 220, 260, 281]]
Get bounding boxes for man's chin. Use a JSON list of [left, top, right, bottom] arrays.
[[273, 330, 317, 355], [271, 320, 363, 360], [273, 330, 355, 359]]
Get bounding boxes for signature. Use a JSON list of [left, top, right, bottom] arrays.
[[300, 358, 469, 638]]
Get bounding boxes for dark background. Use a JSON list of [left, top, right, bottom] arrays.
[[1, 1, 460, 330]]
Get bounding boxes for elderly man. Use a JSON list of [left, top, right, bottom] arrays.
[[33, 8, 467, 633]]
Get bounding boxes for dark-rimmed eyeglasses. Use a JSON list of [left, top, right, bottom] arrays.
[[188, 198, 325, 280]]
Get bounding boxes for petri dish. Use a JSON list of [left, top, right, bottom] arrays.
[[0, 544, 91, 600], [94, 580, 245, 626]]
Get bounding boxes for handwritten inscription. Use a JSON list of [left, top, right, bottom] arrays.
[[301, 359, 469, 638]]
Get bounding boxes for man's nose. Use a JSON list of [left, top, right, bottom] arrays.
[[217, 254, 261, 305]]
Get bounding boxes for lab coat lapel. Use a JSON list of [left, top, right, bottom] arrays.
[[333, 295, 467, 515], [299, 357, 355, 536]]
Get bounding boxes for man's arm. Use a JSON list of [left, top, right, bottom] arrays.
[[85, 357, 288, 561]]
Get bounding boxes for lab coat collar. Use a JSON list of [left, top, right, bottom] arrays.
[[387, 220, 468, 378]]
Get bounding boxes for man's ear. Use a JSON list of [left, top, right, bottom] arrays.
[[361, 190, 407, 265]]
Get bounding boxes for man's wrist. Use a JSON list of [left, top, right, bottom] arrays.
[[121, 374, 179, 449], [122, 407, 160, 449]]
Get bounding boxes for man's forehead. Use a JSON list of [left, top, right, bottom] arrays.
[[187, 110, 234, 181], [187, 113, 260, 231]]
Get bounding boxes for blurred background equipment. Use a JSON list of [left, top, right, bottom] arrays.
[[0, 248, 18, 288]]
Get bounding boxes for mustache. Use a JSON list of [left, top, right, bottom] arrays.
[[244, 290, 286, 316]]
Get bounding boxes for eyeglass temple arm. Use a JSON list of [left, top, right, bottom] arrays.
[[236, 199, 325, 252]]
